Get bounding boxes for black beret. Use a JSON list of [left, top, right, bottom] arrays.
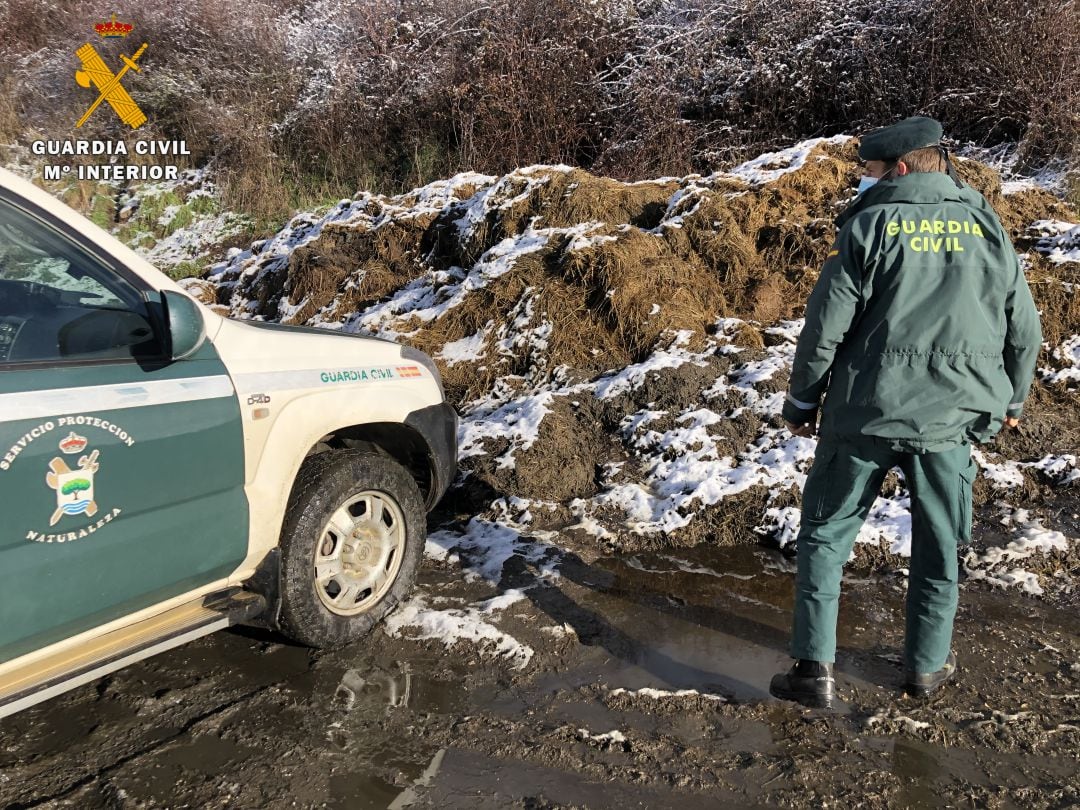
[[857, 116, 943, 161]]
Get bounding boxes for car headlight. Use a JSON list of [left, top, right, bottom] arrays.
[[400, 345, 445, 397]]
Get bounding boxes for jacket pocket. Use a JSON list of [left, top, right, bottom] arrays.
[[957, 456, 976, 544]]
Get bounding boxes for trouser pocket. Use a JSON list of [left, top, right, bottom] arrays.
[[957, 455, 976, 544], [805, 444, 839, 520]]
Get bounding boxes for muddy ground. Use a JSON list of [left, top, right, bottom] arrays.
[[2, 502, 1079, 810]]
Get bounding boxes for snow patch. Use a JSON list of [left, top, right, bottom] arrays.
[[964, 506, 1073, 596], [609, 686, 726, 702], [1029, 220, 1080, 265], [1043, 335, 1080, 386], [384, 595, 534, 668], [577, 728, 628, 746], [867, 710, 931, 734], [593, 330, 711, 400], [721, 135, 852, 186], [438, 323, 492, 366]]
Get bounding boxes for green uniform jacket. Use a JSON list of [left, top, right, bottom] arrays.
[[781, 171, 1042, 451]]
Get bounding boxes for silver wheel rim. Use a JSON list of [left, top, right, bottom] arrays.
[[314, 490, 407, 616]]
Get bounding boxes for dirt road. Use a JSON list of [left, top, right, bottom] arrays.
[[2, 515, 1079, 809]]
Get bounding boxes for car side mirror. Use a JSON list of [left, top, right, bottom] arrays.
[[162, 290, 207, 360]]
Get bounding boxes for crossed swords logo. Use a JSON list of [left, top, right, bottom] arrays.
[[74, 41, 148, 129]]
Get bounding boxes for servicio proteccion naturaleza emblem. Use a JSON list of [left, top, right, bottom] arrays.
[[0, 416, 133, 544], [46, 433, 100, 526]]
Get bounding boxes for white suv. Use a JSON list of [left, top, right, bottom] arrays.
[[0, 167, 458, 719]]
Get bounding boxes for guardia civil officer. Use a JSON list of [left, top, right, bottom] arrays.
[[769, 116, 1042, 708]]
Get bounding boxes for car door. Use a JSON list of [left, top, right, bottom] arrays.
[[0, 190, 249, 664]]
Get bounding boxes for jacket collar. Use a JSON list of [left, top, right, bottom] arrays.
[[835, 171, 989, 229]]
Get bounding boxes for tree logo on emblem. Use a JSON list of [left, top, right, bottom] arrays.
[[45, 434, 101, 526]]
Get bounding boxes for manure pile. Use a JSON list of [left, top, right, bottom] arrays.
[[194, 136, 1080, 597]]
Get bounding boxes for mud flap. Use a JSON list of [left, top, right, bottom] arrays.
[[243, 549, 283, 630]]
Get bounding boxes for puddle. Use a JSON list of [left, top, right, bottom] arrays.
[[135, 733, 259, 799], [535, 544, 896, 704], [391, 746, 725, 809]]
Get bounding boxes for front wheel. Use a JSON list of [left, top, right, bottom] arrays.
[[278, 450, 425, 648]]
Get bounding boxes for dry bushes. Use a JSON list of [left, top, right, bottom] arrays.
[[3, 0, 1076, 223]]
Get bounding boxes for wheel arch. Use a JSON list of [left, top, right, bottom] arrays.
[[233, 396, 456, 613], [309, 422, 435, 507]]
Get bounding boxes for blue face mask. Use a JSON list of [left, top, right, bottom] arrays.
[[856, 175, 878, 195]]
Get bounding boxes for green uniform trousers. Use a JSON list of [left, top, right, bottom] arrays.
[[791, 436, 976, 673]]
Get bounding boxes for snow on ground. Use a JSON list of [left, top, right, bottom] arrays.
[[1044, 335, 1080, 386], [1, 154, 247, 276], [593, 329, 714, 400], [866, 710, 932, 735], [212, 198, 384, 317], [457, 390, 555, 469], [1, 142, 48, 181], [576, 728, 628, 746], [425, 508, 561, 586], [608, 686, 727, 702], [389, 314, 1075, 659], [1029, 220, 1080, 265], [388, 500, 564, 664], [438, 323, 492, 366], [383, 594, 535, 668], [569, 319, 915, 547], [719, 135, 853, 186], [1028, 454, 1080, 485], [963, 506, 1072, 596], [141, 209, 246, 269], [383, 299, 1076, 660], [974, 448, 1080, 488]]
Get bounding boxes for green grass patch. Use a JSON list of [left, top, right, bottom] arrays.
[[166, 260, 204, 280], [189, 194, 218, 216], [133, 190, 184, 232], [88, 194, 114, 229], [165, 204, 195, 235]]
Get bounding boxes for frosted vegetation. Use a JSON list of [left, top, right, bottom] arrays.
[[2, 0, 1077, 227]]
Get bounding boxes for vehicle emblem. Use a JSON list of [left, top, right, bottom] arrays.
[[46, 448, 100, 526], [5, 415, 131, 543]]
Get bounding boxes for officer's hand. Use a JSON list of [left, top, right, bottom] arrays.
[[785, 420, 815, 438], [1004, 416, 1020, 429]]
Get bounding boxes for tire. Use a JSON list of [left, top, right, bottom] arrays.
[[278, 449, 425, 648]]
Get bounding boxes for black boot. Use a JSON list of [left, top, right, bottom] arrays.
[[904, 651, 956, 697], [770, 660, 835, 708]]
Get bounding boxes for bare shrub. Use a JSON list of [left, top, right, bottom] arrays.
[[0, 0, 1075, 211], [930, 0, 1080, 166]]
